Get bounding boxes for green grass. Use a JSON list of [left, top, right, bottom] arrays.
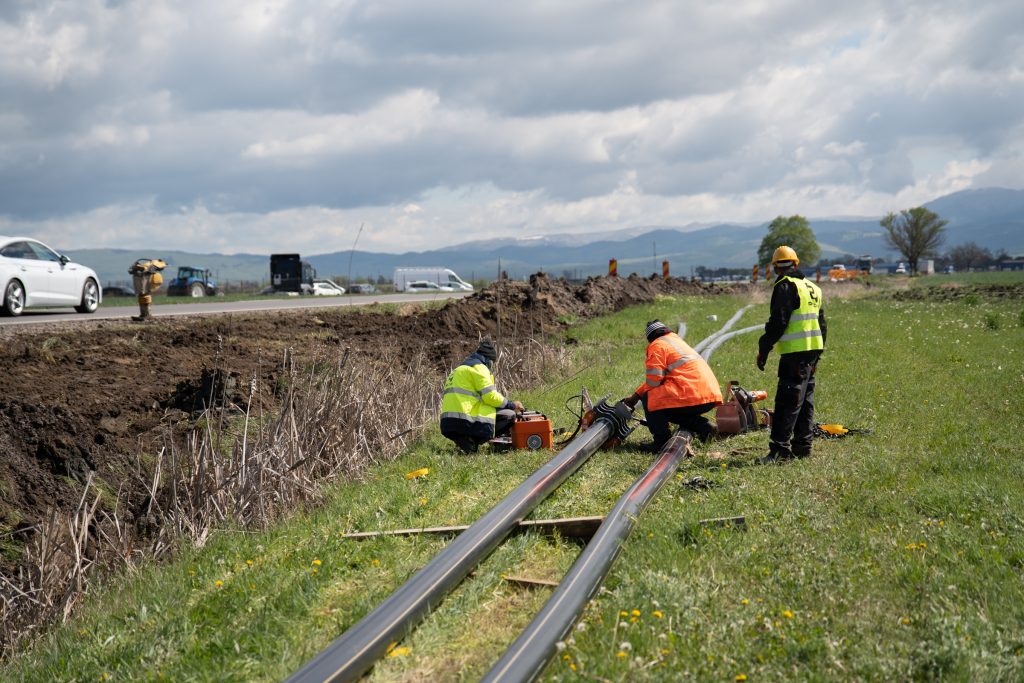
[[4, 280, 1024, 681]]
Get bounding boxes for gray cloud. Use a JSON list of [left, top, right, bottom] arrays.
[[0, 0, 1021, 253]]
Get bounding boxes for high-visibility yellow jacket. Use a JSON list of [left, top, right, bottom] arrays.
[[440, 354, 511, 439], [635, 332, 723, 411], [774, 275, 824, 355]]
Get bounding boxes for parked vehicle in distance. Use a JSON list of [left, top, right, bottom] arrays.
[[270, 253, 316, 293], [348, 282, 378, 294], [167, 266, 218, 297], [393, 267, 473, 292], [312, 279, 345, 296], [895, 263, 908, 274], [407, 280, 454, 292], [102, 285, 133, 298], [0, 236, 102, 316]]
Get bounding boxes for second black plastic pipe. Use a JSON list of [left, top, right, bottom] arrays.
[[286, 418, 616, 683], [480, 431, 691, 683]]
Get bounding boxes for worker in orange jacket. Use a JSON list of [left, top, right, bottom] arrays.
[[621, 320, 723, 450]]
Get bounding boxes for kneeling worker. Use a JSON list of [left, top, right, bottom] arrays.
[[441, 339, 524, 454], [621, 320, 723, 450]]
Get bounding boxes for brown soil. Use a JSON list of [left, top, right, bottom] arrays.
[[0, 274, 728, 574]]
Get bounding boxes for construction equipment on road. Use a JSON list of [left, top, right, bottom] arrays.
[[128, 258, 166, 322], [166, 266, 218, 297]]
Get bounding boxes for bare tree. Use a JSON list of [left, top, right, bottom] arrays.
[[946, 242, 992, 272], [880, 207, 948, 274]]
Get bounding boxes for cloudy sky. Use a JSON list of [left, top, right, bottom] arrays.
[[1, 0, 1022, 255]]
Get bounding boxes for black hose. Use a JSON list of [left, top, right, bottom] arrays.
[[285, 403, 633, 683], [480, 432, 691, 683]]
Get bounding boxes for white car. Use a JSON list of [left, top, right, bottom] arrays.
[[312, 279, 346, 296], [407, 280, 454, 292], [0, 236, 101, 316]]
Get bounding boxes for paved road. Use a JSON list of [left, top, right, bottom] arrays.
[[0, 292, 470, 327]]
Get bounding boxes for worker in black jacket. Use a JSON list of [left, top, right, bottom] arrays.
[[755, 246, 827, 463]]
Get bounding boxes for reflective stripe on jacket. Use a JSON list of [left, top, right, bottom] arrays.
[[439, 354, 509, 439], [634, 332, 723, 411], [774, 275, 824, 355]]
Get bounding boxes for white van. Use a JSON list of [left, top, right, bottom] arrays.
[[393, 268, 473, 292]]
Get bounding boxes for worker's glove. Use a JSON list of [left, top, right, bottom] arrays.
[[755, 353, 766, 372], [512, 400, 525, 414], [621, 393, 641, 409]]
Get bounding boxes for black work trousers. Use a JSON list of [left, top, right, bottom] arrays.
[[449, 408, 516, 454], [769, 352, 819, 457], [641, 396, 717, 447]]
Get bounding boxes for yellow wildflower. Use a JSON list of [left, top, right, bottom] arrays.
[[405, 467, 429, 480], [388, 646, 410, 657], [740, 599, 750, 605], [215, 580, 223, 588], [783, 610, 794, 619], [617, 651, 627, 658], [631, 609, 641, 617], [735, 675, 748, 682], [246, 559, 253, 567], [652, 610, 663, 619], [312, 559, 322, 566]]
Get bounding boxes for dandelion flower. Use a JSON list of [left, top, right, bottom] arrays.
[[246, 559, 253, 567], [388, 647, 410, 657], [215, 580, 224, 588], [736, 675, 748, 682], [616, 651, 627, 658], [740, 599, 750, 605], [631, 609, 641, 617], [312, 559, 322, 566], [652, 610, 663, 619], [619, 641, 632, 651], [783, 610, 794, 619]]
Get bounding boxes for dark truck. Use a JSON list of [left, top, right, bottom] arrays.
[[270, 254, 315, 293]]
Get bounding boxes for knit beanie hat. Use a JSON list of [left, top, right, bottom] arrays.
[[645, 320, 670, 342], [476, 339, 498, 361]]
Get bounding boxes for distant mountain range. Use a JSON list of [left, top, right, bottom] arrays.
[[69, 187, 1024, 286]]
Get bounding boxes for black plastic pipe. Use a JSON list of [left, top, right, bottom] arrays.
[[285, 401, 634, 683], [480, 432, 691, 683]]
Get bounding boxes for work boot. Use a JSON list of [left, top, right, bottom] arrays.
[[131, 303, 151, 322], [792, 446, 812, 459], [755, 448, 794, 465], [453, 435, 478, 455]]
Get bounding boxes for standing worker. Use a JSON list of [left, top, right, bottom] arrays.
[[755, 245, 827, 463], [621, 320, 723, 451], [129, 258, 167, 322], [440, 339, 525, 454]]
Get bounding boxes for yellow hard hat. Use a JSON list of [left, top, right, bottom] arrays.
[[771, 245, 799, 266]]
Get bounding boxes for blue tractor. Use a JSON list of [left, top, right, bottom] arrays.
[[167, 266, 218, 297]]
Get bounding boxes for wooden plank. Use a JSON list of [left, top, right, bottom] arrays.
[[503, 574, 560, 589], [698, 515, 746, 529], [341, 515, 605, 541]]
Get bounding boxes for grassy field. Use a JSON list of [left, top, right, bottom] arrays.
[[4, 276, 1024, 682]]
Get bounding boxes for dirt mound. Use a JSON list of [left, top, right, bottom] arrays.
[[881, 282, 1024, 302], [0, 274, 731, 576]]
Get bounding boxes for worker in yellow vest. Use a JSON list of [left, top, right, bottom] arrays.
[[129, 258, 167, 322], [440, 339, 524, 453], [755, 246, 827, 463]]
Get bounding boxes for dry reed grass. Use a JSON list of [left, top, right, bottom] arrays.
[[1, 334, 570, 657]]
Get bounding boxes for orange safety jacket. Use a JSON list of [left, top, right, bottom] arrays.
[[634, 332, 723, 411]]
